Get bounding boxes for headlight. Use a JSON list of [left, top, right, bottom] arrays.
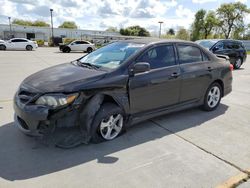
[[35, 93, 79, 108]]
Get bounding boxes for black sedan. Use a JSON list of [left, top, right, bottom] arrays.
[[14, 39, 233, 147], [196, 39, 247, 69]]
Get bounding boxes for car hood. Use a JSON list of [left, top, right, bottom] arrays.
[[22, 63, 107, 93]]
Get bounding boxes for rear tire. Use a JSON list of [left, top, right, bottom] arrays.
[[234, 57, 242, 69], [202, 82, 222, 111], [0, 45, 6, 50], [87, 47, 93, 53], [91, 103, 125, 143], [26, 45, 33, 51]]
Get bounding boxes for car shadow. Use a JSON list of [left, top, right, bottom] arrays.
[[0, 104, 228, 181]]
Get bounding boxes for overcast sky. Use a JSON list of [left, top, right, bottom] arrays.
[[0, 0, 249, 33]]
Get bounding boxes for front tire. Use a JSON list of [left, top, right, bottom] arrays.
[[91, 103, 125, 143], [234, 57, 242, 69], [26, 45, 33, 51], [63, 47, 71, 53], [202, 83, 222, 111]]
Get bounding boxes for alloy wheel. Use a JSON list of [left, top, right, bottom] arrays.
[[99, 114, 123, 140], [207, 86, 221, 108]]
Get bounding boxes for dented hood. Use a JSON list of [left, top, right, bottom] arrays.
[[22, 63, 107, 93]]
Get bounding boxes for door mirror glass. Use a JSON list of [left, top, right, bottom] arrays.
[[133, 62, 150, 74], [213, 46, 219, 52]]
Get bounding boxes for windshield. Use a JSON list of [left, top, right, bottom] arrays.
[[197, 40, 218, 49], [79, 42, 145, 69]]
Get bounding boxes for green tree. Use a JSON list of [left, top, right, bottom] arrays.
[[12, 19, 33, 26], [32, 20, 50, 27], [12, 19, 50, 27], [176, 28, 190, 40], [167, 28, 175, 35], [58, 21, 78, 29], [203, 11, 219, 39], [191, 9, 206, 41], [119, 25, 150, 37], [217, 2, 250, 39], [106, 27, 118, 32]]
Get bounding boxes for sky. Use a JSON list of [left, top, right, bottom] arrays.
[[0, 0, 249, 33]]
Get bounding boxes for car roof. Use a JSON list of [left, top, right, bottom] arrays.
[[120, 38, 196, 45], [10, 38, 29, 40], [197, 39, 243, 43]]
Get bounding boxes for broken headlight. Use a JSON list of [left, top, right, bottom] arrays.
[[35, 93, 79, 108]]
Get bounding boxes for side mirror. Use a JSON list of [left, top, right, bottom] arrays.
[[133, 62, 150, 74], [212, 46, 219, 52]]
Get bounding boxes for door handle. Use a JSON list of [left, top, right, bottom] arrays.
[[207, 67, 213, 72], [171, 72, 180, 78]]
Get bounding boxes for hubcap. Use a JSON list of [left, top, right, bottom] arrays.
[[235, 58, 242, 68], [207, 86, 220, 108], [100, 114, 123, 140]]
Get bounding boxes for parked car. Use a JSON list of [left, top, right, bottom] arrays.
[[0, 38, 38, 51], [59, 40, 95, 53], [196, 39, 247, 69], [14, 39, 233, 145], [0, 39, 5, 43]]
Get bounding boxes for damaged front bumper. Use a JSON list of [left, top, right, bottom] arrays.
[[13, 92, 81, 137]]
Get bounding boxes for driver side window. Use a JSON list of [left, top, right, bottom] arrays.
[[136, 45, 176, 69]]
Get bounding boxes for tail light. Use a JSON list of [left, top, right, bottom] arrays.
[[229, 64, 234, 71]]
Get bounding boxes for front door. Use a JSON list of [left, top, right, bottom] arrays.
[[129, 44, 181, 114]]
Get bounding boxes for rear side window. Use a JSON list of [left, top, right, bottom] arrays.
[[137, 44, 176, 69], [81, 41, 89, 44], [225, 42, 234, 49], [177, 45, 202, 64], [202, 52, 210, 61]]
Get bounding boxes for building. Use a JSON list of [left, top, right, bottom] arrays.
[[0, 24, 137, 44]]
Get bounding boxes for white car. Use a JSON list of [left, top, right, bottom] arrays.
[[59, 40, 95, 53], [0, 39, 5, 43], [0, 38, 38, 51]]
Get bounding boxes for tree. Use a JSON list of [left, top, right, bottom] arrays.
[[58, 21, 78, 29], [105, 27, 118, 32], [217, 2, 250, 39], [12, 19, 50, 27], [191, 9, 206, 41], [32, 21, 50, 27], [13, 19, 33, 26], [176, 28, 190, 40], [203, 11, 219, 39], [167, 28, 175, 35], [119, 25, 150, 37]]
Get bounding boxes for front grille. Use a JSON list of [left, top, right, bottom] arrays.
[[18, 89, 39, 104]]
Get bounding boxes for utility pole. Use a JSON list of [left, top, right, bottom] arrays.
[[8, 17, 12, 37], [50, 9, 54, 46], [158, 21, 163, 38]]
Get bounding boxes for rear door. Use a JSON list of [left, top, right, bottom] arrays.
[[177, 44, 212, 103], [19, 39, 29, 50], [81, 41, 90, 51], [129, 44, 181, 114], [223, 41, 237, 64]]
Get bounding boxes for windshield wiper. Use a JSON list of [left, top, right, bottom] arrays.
[[76, 60, 100, 70]]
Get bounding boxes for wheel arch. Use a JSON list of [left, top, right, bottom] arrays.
[[211, 79, 224, 97]]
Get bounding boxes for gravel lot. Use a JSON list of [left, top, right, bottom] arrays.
[[0, 48, 249, 188]]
